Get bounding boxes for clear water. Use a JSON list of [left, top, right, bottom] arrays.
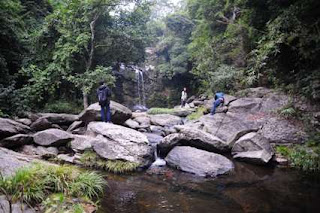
[[98, 161, 320, 213]]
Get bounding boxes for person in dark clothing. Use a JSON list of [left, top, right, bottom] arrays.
[[97, 81, 112, 122], [211, 92, 225, 115]]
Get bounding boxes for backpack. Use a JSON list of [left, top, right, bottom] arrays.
[[98, 87, 111, 106]]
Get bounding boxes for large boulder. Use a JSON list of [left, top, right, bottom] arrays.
[[0, 148, 36, 177], [124, 119, 140, 129], [232, 132, 273, 154], [260, 117, 307, 144], [37, 113, 79, 126], [33, 129, 73, 147], [232, 132, 273, 164], [88, 122, 153, 165], [150, 114, 182, 127], [158, 126, 229, 156], [0, 134, 33, 149], [188, 114, 260, 145], [30, 117, 52, 131], [228, 98, 263, 114], [0, 118, 31, 140], [165, 146, 234, 177], [233, 150, 273, 165], [79, 101, 132, 124]]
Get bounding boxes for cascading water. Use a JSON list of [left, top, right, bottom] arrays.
[[134, 68, 147, 110], [151, 145, 166, 167]]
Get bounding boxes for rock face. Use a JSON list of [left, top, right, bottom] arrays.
[[71, 135, 94, 152], [15, 118, 32, 126], [150, 114, 182, 127], [79, 101, 132, 124], [232, 132, 273, 164], [0, 134, 33, 148], [0, 118, 31, 140], [143, 133, 163, 145], [158, 126, 229, 156], [233, 150, 273, 165], [0, 148, 35, 177], [124, 119, 140, 129], [165, 146, 234, 177], [67, 120, 84, 132], [33, 129, 73, 147], [20, 145, 58, 158], [188, 114, 259, 145], [37, 113, 79, 126], [30, 117, 52, 131], [87, 122, 153, 165], [0, 195, 35, 213], [260, 117, 306, 144]]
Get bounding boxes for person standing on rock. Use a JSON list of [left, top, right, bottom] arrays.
[[97, 81, 112, 123], [181, 87, 187, 108], [211, 92, 225, 115]]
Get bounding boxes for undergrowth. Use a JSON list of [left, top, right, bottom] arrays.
[[80, 150, 139, 173], [43, 100, 82, 114], [0, 163, 105, 213], [276, 133, 320, 171]]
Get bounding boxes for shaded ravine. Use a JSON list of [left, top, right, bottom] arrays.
[[97, 161, 320, 213]]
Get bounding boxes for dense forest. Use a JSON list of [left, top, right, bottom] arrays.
[[1, 0, 320, 116]]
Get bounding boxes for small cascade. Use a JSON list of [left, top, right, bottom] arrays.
[[151, 146, 166, 167], [134, 67, 147, 109]]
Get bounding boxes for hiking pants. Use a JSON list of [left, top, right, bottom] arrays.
[[211, 98, 224, 115], [100, 104, 111, 122], [181, 99, 186, 107]]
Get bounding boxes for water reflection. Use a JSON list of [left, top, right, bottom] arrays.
[[98, 161, 320, 213]]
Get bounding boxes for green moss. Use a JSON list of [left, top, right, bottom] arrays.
[[80, 150, 139, 174], [187, 106, 207, 120], [147, 107, 178, 115]]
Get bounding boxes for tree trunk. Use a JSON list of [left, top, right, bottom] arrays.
[[83, 92, 89, 109]]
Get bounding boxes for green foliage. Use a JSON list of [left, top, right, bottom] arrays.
[[80, 150, 139, 173], [277, 101, 301, 119], [276, 143, 320, 171], [209, 65, 241, 93], [67, 66, 115, 95], [0, 163, 105, 211], [276, 145, 290, 157], [187, 106, 207, 120], [43, 100, 82, 114]]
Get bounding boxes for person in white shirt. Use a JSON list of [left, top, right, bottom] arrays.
[[181, 87, 187, 108]]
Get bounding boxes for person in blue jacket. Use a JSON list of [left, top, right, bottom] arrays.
[[211, 92, 225, 115]]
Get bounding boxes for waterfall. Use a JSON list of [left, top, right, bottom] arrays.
[[135, 68, 146, 107], [151, 145, 166, 167]]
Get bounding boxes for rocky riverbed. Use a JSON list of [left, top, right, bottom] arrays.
[[1, 87, 320, 212]]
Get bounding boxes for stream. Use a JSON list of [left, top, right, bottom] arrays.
[[97, 161, 320, 213]]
